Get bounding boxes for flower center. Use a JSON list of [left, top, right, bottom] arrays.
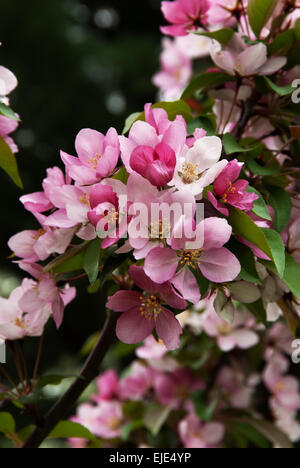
[[107, 416, 121, 431], [32, 228, 46, 240], [148, 220, 171, 241], [104, 208, 119, 225], [88, 153, 101, 171], [179, 162, 201, 184], [13, 317, 27, 329], [139, 295, 162, 321], [179, 249, 204, 268], [218, 322, 233, 335], [79, 192, 90, 206], [222, 182, 237, 203]]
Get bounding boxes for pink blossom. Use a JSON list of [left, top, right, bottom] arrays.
[[87, 179, 127, 248], [107, 265, 185, 350], [144, 217, 241, 303], [178, 414, 225, 448], [207, 159, 258, 216], [126, 174, 196, 260], [92, 370, 119, 403], [161, 0, 211, 37], [154, 368, 204, 409], [0, 65, 18, 96], [61, 127, 120, 185], [119, 362, 154, 401], [18, 274, 76, 329], [0, 279, 51, 340], [120, 104, 186, 180], [153, 38, 192, 101], [136, 335, 168, 360], [270, 398, 300, 443], [8, 213, 76, 262], [208, 0, 240, 26], [210, 33, 287, 76], [71, 401, 124, 440], [263, 355, 300, 411], [201, 301, 259, 351], [217, 366, 259, 409], [169, 135, 228, 196]]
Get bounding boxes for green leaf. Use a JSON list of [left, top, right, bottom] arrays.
[[122, 111, 142, 134], [83, 239, 102, 284], [17, 425, 35, 442], [0, 102, 19, 121], [231, 422, 271, 448], [152, 100, 192, 122], [268, 186, 292, 232], [246, 154, 279, 175], [48, 421, 96, 442], [223, 134, 259, 155], [144, 404, 171, 436], [228, 208, 285, 277], [264, 77, 294, 96], [112, 166, 129, 184], [247, 186, 272, 221], [189, 266, 210, 297], [121, 420, 144, 441], [280, 254, 300, 301], [0, 412, 16, 435], [191, 391, 218, 422], [36, 374, 74, 389], [235, 243, 262, 285], [246, 299, 267, 324], [0, 136, 23, 188], [187, 115, 216, 136], [87, 279, 101, 294], [235, 416, 292, 448], [194, 28, 234, 44], [248, 0, 280, 38], [181, 72, 236, 100], [269, 29, 296, 55], [54, 251, 85, 274]]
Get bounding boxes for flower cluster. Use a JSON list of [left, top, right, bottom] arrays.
[[69, 304, 300, 449]]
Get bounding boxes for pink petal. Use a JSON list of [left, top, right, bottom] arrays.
[[144, 247, 178, 284], [129, 265, 158, 293], [171, 267, 200, 304], [52, 294, 65, 329], [203, 217, 232, 251], [232, 329, 259, 349], [200, 248, 241, 282], [129, 121, 159, 148], [75, 128, 104, 166], [162, 120, 186, 155], [106, 291, 141, 312], [116, 308, 155, 344], [238, 43, 267, 76], [156, 308, 182, 350]]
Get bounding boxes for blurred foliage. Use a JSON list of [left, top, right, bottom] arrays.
[[0, 0, 161, 418]]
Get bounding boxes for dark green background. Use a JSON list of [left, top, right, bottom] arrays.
[[0, 0, 161, 416]]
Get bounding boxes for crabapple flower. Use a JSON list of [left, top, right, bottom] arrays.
[[107, 265, 186, 350], [153, 38, 192, 101], [61, 127, 120, 185], [136, 335, 168, 360], [0, 65, 18, 97], [154, 368, 204, 409], [71, 401, 124, 440], [87, 179, 127, 248], [8, 213, 76, 262], [178, 414, 225, 448], [126, 174, 196, 260], [207, 159, 258, 216], [217, 366, 259, 409], [119, 362, 154, 401], [210, 33, 287, 76], [201, 303, 259, 352], [263, 355, 300, 411], [130, 141, 176, 188], [270, 398, 300, 443], [0, 279, 51, 340], [92, 370, 120, 403], [161, 0, 211, 37], [208, 0, 241, 26], [120, 106, 186, 187], [19, 274, 76, 329], [144, 217, 241, 303], [169, 135, 228, 196]]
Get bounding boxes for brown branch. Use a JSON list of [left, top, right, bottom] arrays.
[[22, 311, 118, 449]]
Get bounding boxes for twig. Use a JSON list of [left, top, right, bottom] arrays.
[[33, 334, 44, 383], [22, 311, 118, 449]]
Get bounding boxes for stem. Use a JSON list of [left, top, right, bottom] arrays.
[[9, 342, 26, 393], [233, 98, 255, 141], [19, 341, 30, 391], [0, 365, 19, 394], [33, 334, 44, 383], [22, 311, 118, 449]]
